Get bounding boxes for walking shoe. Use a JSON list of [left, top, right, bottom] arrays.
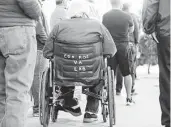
[[126, 98, 135, 106], [33, 106, 39, 117], [33, 110, 39, 117], [83, 112, 98, 123], [64, 105, 82, 116]]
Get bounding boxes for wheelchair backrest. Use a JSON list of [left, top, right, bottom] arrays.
[[53, 41, 103, 83]]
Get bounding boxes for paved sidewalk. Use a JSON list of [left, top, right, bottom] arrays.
[[27, 65, 162, 127]]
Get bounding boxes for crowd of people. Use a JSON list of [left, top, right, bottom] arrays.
[[0, 0, 169, 127]]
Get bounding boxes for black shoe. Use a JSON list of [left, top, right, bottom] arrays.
[[64, 105, 82, 116], [126, 98, 135, 106], [33, 108, 39, 117], [83, 112, 98, 123]]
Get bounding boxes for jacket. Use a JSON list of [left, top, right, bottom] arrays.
[[43, 18, 117, 84], [0, 0, 41, 27], [142, 0, 170, 36]]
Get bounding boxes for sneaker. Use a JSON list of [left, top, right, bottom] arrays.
[[33, 106, 39, 117], [83, 112, 98, 123], [33, 112, 39, 117], [126, 98, 135, 106], [63, 105, 82, 116]]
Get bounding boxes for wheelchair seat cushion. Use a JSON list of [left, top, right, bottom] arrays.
[[53, 41, 103, 86]]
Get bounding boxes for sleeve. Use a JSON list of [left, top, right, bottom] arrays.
[[43, 25, 59, 59], [36, 17, 47, 45], [142, 0, 159, 34], [100, 24, 117, 57], [132, 15, 139, 44], [128, 15, 134, 27], [16, 0, 41, 20]]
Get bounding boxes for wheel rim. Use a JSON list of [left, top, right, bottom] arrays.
[[39, 68, 51, 127], [107, 67, 114, 127]]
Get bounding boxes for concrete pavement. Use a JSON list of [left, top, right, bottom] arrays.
[[27, 65, 162, 127]]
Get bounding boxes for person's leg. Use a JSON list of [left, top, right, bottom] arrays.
[[116, 66, 123, 95], [157, 36, 170, 126], [31, 51, 40, 115], [131, 45, 137, 94], [31, 50, 48, 116], [60, 86, 81, 116], [84, 84, 100, 123], [123, 75, 132, 99], [0, 52, 6, 122], [117, 43, 134, 105], [0, 26, 37, 127]]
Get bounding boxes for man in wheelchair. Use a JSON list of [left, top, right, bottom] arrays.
[[43, 0, 116, 123]]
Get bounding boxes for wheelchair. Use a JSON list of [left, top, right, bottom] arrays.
[[39, 41, 116, 127]]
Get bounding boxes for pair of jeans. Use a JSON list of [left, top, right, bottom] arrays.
[[31, 50, 48, 113], [156, 35, 170, 126], [0, 26, 37, 127], [60, 85, 100, 114]]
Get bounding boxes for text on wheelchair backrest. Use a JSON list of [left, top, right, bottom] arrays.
[[64, 54, 89, 72]]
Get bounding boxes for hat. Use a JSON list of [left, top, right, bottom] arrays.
[[67, 0, 90, 18]]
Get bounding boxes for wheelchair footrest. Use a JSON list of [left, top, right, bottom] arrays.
[[82, 89, 101, 100]]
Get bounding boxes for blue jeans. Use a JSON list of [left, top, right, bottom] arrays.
[[31, 50, 48, 112], [0, 26, 37, 127]]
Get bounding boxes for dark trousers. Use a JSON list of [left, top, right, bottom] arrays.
[[60, 85, 99, 113], [157, 35, 170, 126]]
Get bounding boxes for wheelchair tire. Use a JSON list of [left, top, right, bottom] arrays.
[[102, 104, 108, 122], [39, 68, 51, 127], [51, 105, 58, 122], [111, 70, 116, 125], [107, 67, 115, 127]]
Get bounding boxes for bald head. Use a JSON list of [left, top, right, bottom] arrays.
[[122, 2, 131, 12], [110, 0, 122, 9]]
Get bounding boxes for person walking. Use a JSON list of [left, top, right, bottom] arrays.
[[116, 3, 139, 96], [0, 0, 41, 127], [31, 0, 49, 117], [50, 0, 68, 30], [142, 0, 170, 127], [102, 0, 135, 105]]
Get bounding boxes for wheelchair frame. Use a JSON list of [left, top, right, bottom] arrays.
[[39, 57, 116, 127]]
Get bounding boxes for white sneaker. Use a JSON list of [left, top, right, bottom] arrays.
[[126, 98, 135, 106]]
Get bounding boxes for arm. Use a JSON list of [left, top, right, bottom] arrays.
[[43, 25, 59, 59], [132, 15, 139, 44], [16, 0, 41, 20], [100, 24, 117, 57], [36, 17, 47, 45], [128, 15, 134, 33], [142, 0, 159, 34]]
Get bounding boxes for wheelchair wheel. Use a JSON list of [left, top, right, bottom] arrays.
[[111, 70, 116, 125], [51, 105, 58, 122], [107, 67, 115, 127], [39, 68, 51, 127], [102, 104, 108, 122], [101, 86, 108, 122]]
